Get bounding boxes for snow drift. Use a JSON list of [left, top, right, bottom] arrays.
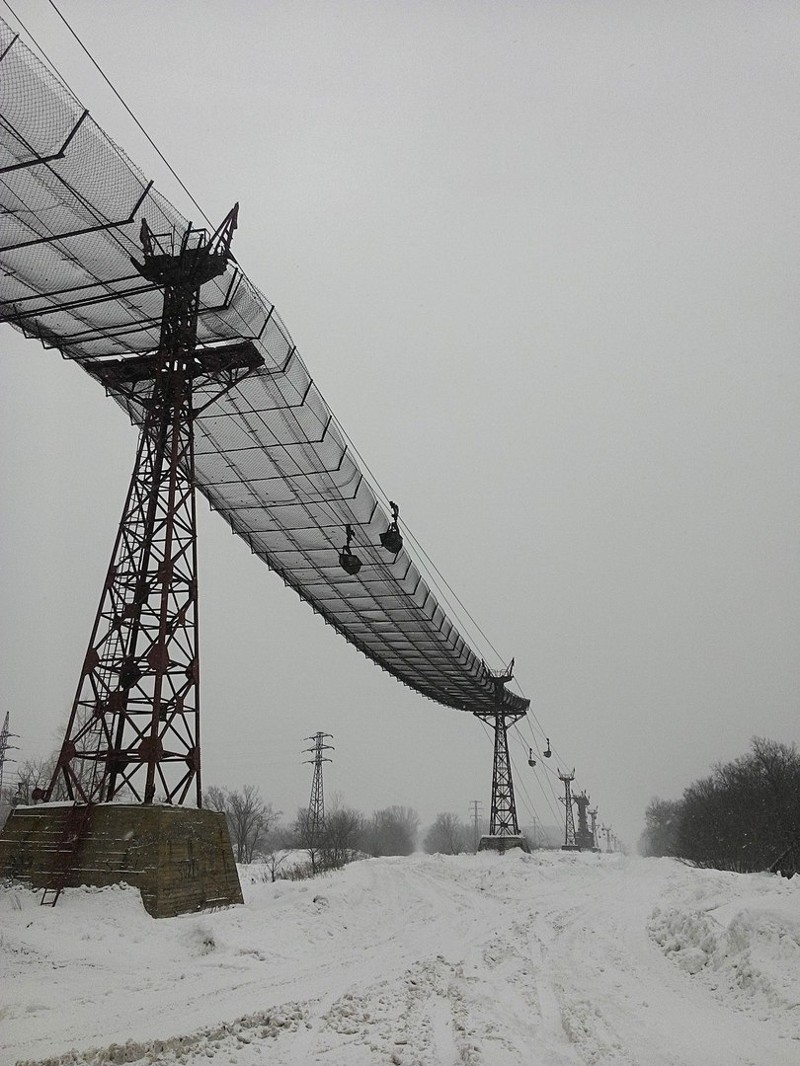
[[2, 851, 799, 1065]]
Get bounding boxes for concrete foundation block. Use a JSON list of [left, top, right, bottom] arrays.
[[478, 834, 529, 853], [0, 802, 243, 918]]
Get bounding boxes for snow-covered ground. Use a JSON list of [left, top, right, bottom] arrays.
[[2, 851, 799, 1065]]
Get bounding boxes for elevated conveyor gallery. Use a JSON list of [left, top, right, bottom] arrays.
[[0, 17, 528, 721]]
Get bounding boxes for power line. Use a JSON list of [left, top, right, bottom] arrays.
[[330, 412, 515, 677]]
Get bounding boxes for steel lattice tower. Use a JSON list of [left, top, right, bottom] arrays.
[[559, 769, 578, 850], [303, 732, 333, 852], [473, 663, 526, 841], [46, 208, 242, 807], [0, 711, 16, 800]]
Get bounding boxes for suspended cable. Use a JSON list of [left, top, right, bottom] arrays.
[[1, 0, 80, 103], [510, 751, 553, 830], [45, 0, 213, 228], [509, 724, 563, 817], [329, 412, 515, 677], [475, 717, 557, 832]]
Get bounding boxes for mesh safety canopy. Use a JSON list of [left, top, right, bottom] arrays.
[[0, 19, 528, 718]]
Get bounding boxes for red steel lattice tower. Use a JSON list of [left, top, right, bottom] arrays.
[[46, 207, 240, 808]]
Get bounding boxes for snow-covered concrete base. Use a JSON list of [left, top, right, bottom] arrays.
[[477, 833, 528, 853], [0, 802, 243, 917]]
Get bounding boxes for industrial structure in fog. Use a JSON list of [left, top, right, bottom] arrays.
[[0, 15, 531, 914]]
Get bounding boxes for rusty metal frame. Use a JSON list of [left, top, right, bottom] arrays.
[[47, 208, 243, 807]]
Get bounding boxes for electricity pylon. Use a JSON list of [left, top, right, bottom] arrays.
[[303, 732, 333, 870], [0, 711, 18, 801], [469, 799, 482, 852]]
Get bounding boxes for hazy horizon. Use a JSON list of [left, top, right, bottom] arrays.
[[2, 1, 800, 851]]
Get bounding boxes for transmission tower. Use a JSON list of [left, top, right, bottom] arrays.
[[0, 712, 18, 801], [46, 207, 248, 807], [469, 799, 482, 852], [559, 769, 578, 850], [473, 661, 527, 851], [303, 732, 333, 864]]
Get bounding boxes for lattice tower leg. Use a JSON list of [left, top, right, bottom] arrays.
[[308, 759, 325, 844], [490, 711, 520, 835]]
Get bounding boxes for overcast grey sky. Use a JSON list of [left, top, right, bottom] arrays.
[[2, 0, 800, 849]]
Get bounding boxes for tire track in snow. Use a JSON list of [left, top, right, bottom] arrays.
[[525, 862, 799, 1066], [8, 855, 800, 1066]]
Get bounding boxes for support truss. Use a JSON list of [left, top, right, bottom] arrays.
[[559, 769, 578, 850], [474, 665, 526, 837], [46, 209, 242, 807]]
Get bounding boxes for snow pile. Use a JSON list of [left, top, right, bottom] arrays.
[[3, 853, 800, 1065], [649, 878, 800, 1022]]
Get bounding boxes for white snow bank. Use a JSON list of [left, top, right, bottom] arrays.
[[649, 873, 800, 1019], [3, 853, 800, 1065]]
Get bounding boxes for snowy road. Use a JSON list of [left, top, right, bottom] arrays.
[[2, 851, 799, 1065]]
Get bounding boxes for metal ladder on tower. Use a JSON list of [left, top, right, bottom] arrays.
[[40, 802, 94, 906], [40, 624, 123, 906]]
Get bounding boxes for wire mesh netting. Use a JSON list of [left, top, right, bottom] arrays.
[[0, 17, 528, 718]]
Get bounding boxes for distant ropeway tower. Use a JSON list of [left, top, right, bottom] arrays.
[[559, 769, 578, 850], [475, 661, 528, 852]]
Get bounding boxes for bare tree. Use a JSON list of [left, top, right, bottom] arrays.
[[0, 783, 14, 829], [261, 850, 291, 882], [204, 784, 279, 863], [294, 802, 364, 872], [294, 805, 322, 873], [13, 757, 54, 804], [323, 806, 364, 867], [363, 806, 420, 856], [666, 737, 800, 872], [423, 812, 470, 855]]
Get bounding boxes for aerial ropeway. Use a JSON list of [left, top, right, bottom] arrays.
[[0, 16, 528, 721]]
